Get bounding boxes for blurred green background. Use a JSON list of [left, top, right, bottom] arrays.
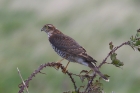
[[0, 0, 140, 93]]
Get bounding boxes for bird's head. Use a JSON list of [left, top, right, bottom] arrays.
[[41, 24, 62, 37], [41, 24, 55, 33]]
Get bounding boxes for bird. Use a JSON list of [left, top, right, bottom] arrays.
[[41, 24, 109, 82]]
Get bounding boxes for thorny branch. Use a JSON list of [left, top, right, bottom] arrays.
[[84, 72, 96, 92], [59, 64, 77, 91], [18, 62, 77, 93], [84, 41, 130, 92], [98, 41, 130, 68]]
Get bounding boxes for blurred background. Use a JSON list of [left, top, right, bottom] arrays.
[[0, 0, 140, 93]]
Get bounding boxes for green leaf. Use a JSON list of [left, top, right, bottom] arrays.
[[135, 40, 140, 46], [110, 53, 117, 60], [130, 36, 135, 42], [112, 59, 124, 67], [138, 48, 140, 51], [118, 61, 124, 67], [129, 43, 135, 51], [109, 42, 114, 50], [136, 30, 140, 38]]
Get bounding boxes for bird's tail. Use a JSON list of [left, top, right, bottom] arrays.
[[89, 63, 109, 82]]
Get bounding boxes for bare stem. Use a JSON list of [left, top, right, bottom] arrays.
[[84, 41, 130, 92], [17, 67, 29, 93], [84, 72, 96, 92], [18, 62, 77, 93], [67, 72, 77, 91], [59, 64, 77, 91], [98, 41, 130, 68]]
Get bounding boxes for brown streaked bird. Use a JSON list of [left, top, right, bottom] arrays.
[[41, 24, 109, 81]]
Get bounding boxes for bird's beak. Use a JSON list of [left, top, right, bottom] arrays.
[[41, 28, 44, 31]]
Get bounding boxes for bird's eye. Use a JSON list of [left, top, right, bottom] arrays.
[[47, 25, 52, 29], [44, 25, 49, 29], [46, 26, 49, 29]]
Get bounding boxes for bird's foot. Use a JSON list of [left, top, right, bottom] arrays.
[[62, 61, 69, 74], [62, 68, 67, 74], [53, 64, 67, 74], [54, 59, 64, 70], [54, 65, 61, 70]]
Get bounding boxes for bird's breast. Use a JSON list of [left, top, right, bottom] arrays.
[[47, 31, 53, 37], [50, 43, 89, 67], [50, 43, 78, 62]]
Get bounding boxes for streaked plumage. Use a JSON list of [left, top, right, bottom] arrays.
[[41, 24, 109, 81]]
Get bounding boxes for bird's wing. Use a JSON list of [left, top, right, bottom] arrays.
[[49, 34, 85, 54], [49, 34, 96, 62]]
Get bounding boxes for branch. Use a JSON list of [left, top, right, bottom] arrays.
[[66, 72, 77, 91], [84, 72, 96, 92], [18, 62, 77, 93], [84, 41, 130, 92], [98, 41, 130, 68], [59, 64, 77, 91]]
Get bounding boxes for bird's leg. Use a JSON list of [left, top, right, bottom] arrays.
[[54, 58, 64, 70], [62, 61, 70, 74], [57, 58, 64, 63]]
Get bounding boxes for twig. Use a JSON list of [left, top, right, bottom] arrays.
[[59, 64, 77, 91], [67, 72, 77, 91], [98, 41, 130, 68], [18, 62, 61, 93], [18, 62, 77, 93], [84, 41, 130, 92], [17, 67, 29, 93], [84, 72, 96, 92]]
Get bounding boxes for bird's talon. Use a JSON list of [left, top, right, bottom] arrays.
[[54, 65, 60, 70], [62, 69, 67, 74]]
